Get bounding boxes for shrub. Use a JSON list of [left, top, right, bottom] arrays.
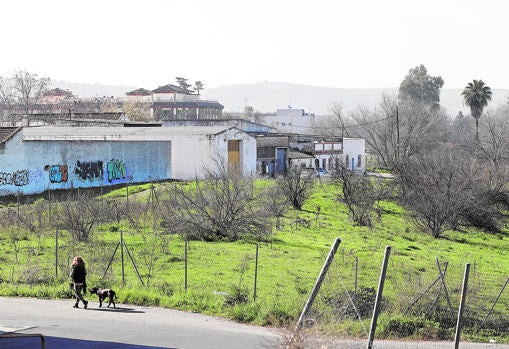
[[226, 303, 261, 323], [224, 285, 249, 307], [379, 315, 441, 339], [262, 302, 295, 327]]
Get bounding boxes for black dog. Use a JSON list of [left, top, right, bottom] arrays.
[[89, 287, 117, 308]]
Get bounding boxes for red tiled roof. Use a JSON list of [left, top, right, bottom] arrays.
[[152, 84, 189, 94]]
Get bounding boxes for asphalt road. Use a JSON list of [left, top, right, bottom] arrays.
[[0, 296, 281, 349], [1, 296, 508, 349]]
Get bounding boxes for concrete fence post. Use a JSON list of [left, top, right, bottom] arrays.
[[294, 237, 341, 332], [454, 263, 471, 349], [367, 246, 391, 349]]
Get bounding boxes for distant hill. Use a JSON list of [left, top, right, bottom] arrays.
[[52, 80, 508, 117], [202, 81, 509, 116]]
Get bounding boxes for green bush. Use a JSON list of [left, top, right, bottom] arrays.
[[227, 302, 261, 323], [262, 301, 295, 327], [379, 315, 441, 339], [224, 285, 249, 306]]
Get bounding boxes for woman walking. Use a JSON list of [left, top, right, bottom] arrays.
[[70, 256, 88, 309]]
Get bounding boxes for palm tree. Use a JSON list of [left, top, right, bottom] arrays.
[[193, 81, 204, 95], [461, 79, 492, 140]]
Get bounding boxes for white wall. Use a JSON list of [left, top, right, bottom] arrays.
[[261, 114, 316, 134], [342, 138, 366, 172], [170, 128, 256, 180]]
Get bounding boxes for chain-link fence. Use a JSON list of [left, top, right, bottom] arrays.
[[292, 243, 509, 348]]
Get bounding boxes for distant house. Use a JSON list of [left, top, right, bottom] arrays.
[[260, 108, 317, 134], [255, 134, 289, 177], [0, 125, 256, 197], [126, 88, 152, 103], [126, 84, 224, 120], [287, 148, 314, 169], [41, 88, 73, 104], [289, 137, 366, 172]]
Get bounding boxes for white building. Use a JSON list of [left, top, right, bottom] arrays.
[[290, 137, 366, 173], [0, 125, 256, 197], [261, 108, 317, 134]]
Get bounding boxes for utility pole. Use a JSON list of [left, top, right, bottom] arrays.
[[396, 105, 400, 162]]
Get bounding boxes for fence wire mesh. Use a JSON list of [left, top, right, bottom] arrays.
[[295, 246, 509, 349]]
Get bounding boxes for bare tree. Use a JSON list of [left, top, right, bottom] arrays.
[[159, 159, 272, 241], [476, 107, 509, 167], [330, 163, 390, 227], [0, 76, 16, 123], [277, 166, 314, 210], [56, 190, 103, 242], [394, 145, 509, 237], [349, 96, 398, 169], [349, 94, 449, 169], [450, 110, 475, 147], [258, 181, 290, 230], [314, 102, 352, 138], [9, 71, 50, 125], [394, 147, 468, 237]]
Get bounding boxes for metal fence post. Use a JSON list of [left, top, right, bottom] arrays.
[[367, 246, 391, 349], [185, 240, 188, 292], [254, 244, 259, 302], [120, 230, 125, 285], [294, 237, 341, 332], [55, 228, 58, 277], [454, 263, 471, 349]]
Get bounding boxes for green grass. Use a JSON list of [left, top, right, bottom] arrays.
[[0, 180, 508, 343]]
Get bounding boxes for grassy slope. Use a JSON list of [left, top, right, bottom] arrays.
[[0, 180, 508, 341]]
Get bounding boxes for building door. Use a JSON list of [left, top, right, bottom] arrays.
[[228, 140, 241, 174], [276, 148, 287, 175]]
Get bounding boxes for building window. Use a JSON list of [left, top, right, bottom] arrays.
[[358, 154, 362, 168], [345, 155, 349, 168]]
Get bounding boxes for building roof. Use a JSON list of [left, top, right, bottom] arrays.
[[0, 127, 21, 144], [255, 135, 289, 147], [21, 126, 244, 142], [44, 88, 72, 97], [126, 88, 152, 96], [152, 84, 189, 94], [288, 149, 314, 160]]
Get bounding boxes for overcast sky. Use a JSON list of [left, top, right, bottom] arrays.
[[1, 0, 507, 90]]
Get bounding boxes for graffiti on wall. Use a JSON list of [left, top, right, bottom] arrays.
[[75, 160, 104, 182], [47, 165, 69, 183], [106, 159, 127, 183], [0, 170, 30, 187]]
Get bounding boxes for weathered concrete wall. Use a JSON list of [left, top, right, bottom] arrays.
[[0, 131, 171, 196]]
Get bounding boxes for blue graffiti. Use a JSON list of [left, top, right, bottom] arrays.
[[107, 159, 127, 183], [49, 165, 68, 183]]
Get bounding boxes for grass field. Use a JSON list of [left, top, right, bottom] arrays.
[[0, 179, 508, 343]]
